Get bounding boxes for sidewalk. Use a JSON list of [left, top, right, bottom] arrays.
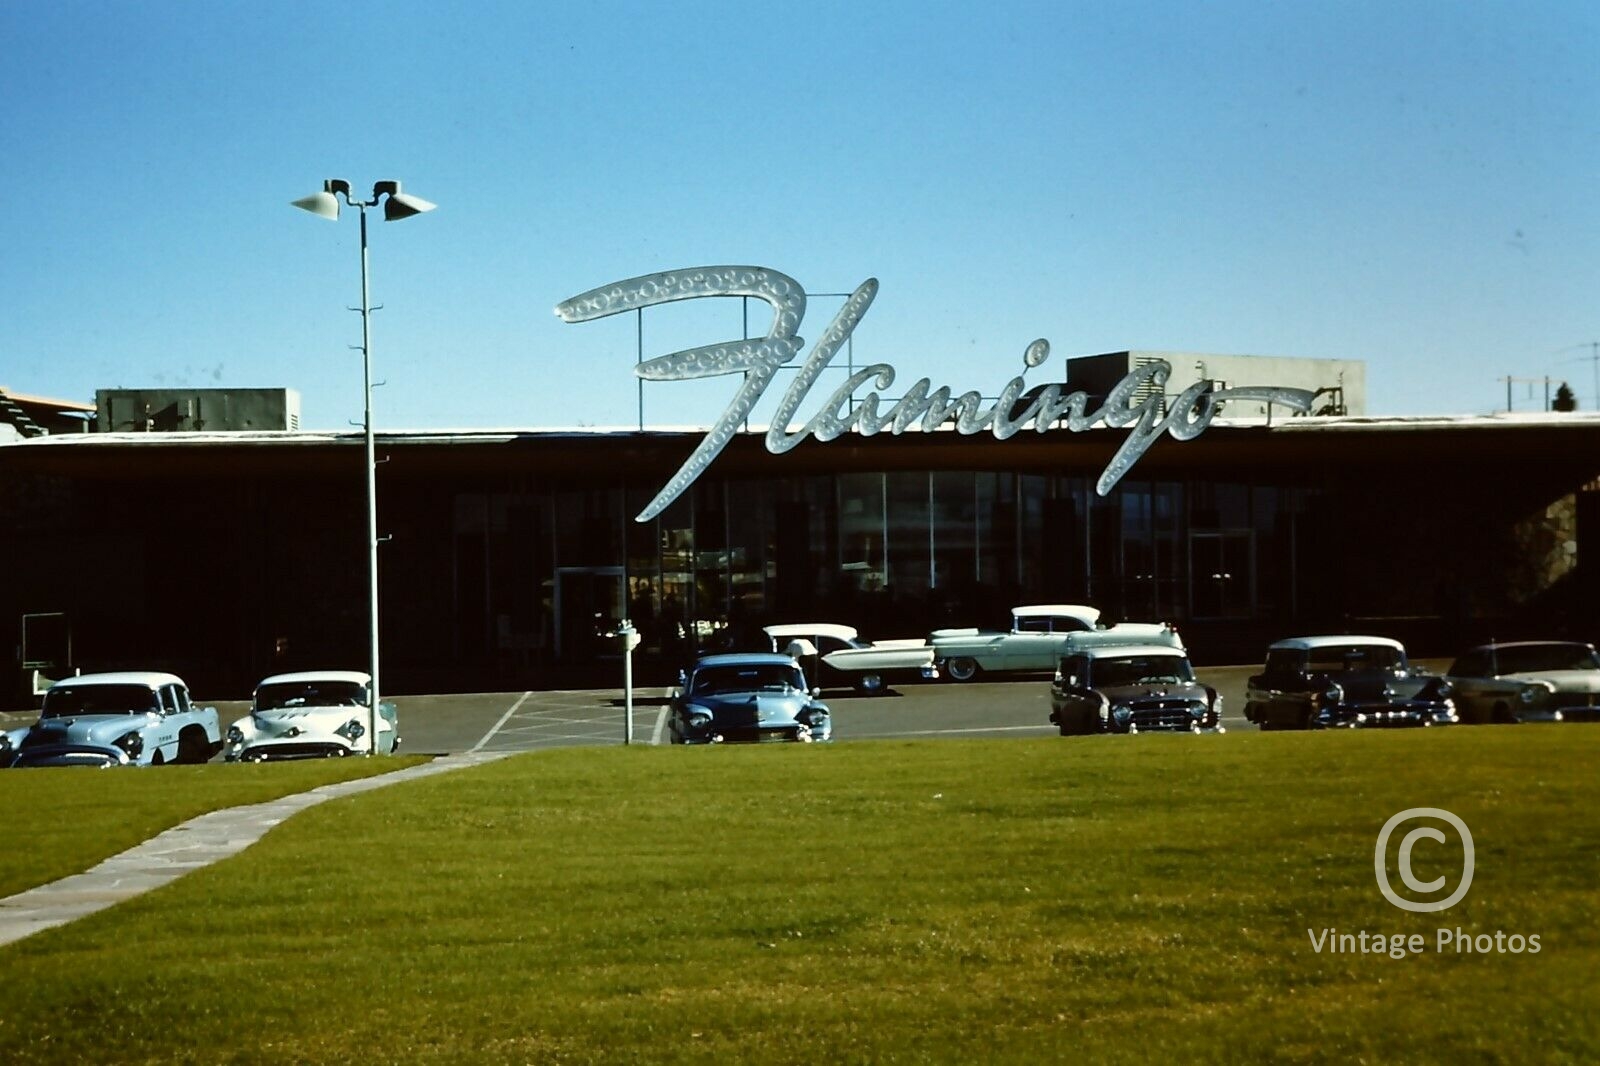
[[0, 751, 512, 947]]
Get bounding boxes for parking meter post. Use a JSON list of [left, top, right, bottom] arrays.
[[619, 621, 638, 744]]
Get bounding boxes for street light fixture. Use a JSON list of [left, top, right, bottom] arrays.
[[292, 179, 436, 754]]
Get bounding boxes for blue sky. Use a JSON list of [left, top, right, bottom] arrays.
[[3, 1, 1596, 430]]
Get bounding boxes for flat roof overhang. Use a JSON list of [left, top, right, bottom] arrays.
[[2, 414, 1598, 486]]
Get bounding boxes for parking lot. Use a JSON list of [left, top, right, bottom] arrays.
[[8, 661, 1466, 756], [249, 665, 1262, 755]]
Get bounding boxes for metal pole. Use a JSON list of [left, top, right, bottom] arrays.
[[620, 621, 636, 743], [359, 204, 381, 755]]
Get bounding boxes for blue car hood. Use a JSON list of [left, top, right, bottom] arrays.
[[693, 691, 811, 724], [26, 714, 154, 747]]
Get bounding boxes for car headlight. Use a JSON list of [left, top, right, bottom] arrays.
[[334, 719, 366, 742], [685, 708, 714, 731], [1112, 706, 1133, 723], [1518, 681, 1555, 704], [112, 731, 144, 758], [1433, 680, 1454, 699], [1322, 683, 1344, 704], [799, 707, 830, 728], [226, 725, 244, 744]]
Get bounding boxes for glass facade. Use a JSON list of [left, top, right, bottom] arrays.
[[450, 469, 1315, 664]]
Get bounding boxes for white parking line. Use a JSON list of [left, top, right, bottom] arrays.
[[651, 706, 669, 746], [469, 691, 533, 753]]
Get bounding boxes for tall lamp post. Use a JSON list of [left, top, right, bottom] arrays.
[[292, 179, 436, 754]]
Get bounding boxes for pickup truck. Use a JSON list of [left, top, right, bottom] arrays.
[[2, 671, 224, 768], [929, 604, 1183, 681]]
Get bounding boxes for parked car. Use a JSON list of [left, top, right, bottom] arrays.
[[2, 672, 222, 768], [762, 623, 938, 695], [669, 652, 832, 744], [225, 671, 400, 762], [929, 604, 1182, 681], [1244, 636, 1457, 730], [1049, 643, 1224, 735], [1443, 640, 1600, 724]]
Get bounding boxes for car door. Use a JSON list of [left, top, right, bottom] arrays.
[[1249, 651, 1304, 728], [150, 684, 184, 762], [1003, 615, 1059, 671], [1443, 652, 1505, 724], [1050, 654, 1095, 732]]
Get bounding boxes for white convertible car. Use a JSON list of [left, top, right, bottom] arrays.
[[225, 670, 400, 762], [930, 604, 1183, 681], [763, 623, 939, 695]]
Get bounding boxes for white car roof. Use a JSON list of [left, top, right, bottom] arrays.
[[49, 671, 185, 689], [256, 671, 372, 686], [763, 623, 859, 642], [1270, 635, 1406, 652], [1075, 644, 1192, 661], [1014, 604, 1101, 623]]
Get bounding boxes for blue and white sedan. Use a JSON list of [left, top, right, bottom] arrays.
[[669, 653, 832, 744], [1, 672, 223, 768]]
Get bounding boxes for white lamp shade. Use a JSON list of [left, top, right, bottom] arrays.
[[291, 191, 341, 220]]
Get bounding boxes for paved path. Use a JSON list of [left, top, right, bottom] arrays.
[[0, 751, 512, 948]]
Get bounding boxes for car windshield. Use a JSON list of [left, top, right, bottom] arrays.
[[1487, 644, 1600, 675], [1092, 655, 1194, 686], [256, 681, 367, 710], [691, 664, 805, 695], [1306, 645, 1402, 673], [42, 684, 160, 718]]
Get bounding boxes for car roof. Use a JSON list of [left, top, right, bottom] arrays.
[[256, 670, 372, 687], [1014, 604, 1100, 621], [693, 652, 800, 668], [48, 671, 185, 689], [763, 623, 859, 642], [1269, 635, 1406, 652], [1458, 640, 1595, 653], [1073, 644, 1192, 660]]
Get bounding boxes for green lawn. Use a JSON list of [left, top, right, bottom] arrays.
[[0, 756, 429, 898], [1, 730, 1596, 1063]]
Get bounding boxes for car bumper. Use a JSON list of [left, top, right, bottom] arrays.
[[9, 744, 133, 768], [1516, 705, 1600, 724], [226, 738, 360, 762], [677, 726, 830, 744], [1319, 702, 1458, 728]]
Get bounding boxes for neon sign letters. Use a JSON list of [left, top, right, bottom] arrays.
[[557, 266, 1316, 522]]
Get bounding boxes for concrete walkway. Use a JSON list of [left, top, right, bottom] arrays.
[[0, 751, 513, 948]]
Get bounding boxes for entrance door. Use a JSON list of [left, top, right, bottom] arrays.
[[1189, 532, 1254, 619], [555, 568, 626, 660]]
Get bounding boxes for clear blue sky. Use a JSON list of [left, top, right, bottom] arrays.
[[3, 1, 1597, 430]]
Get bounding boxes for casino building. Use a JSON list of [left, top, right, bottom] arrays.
[[2, 361, 1598, 701]]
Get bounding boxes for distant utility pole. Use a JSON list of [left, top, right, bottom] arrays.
[[1557, 341, 1600, 410], [1502, 375, 1553, 412]]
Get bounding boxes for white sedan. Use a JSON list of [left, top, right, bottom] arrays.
[[763, 623, 938, 695], [225, 670, 400, 762]]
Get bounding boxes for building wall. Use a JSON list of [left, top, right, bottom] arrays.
[[3, 422, 1597, 703]]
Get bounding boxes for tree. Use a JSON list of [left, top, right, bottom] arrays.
[[1553, 382, 1578, 412]]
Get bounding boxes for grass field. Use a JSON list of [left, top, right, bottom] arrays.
[[0, 756, 430, 898], [1, 729, 1597, 1063]]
